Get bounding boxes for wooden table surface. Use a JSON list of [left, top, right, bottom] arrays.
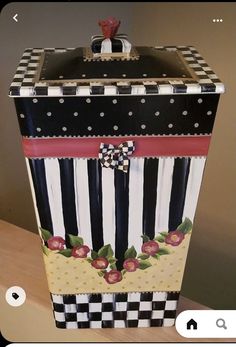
[[0, 219, 234, 342]]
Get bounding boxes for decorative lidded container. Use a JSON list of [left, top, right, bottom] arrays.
[[9, 18, 224, 329]]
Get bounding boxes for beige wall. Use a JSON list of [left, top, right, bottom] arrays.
[[0, 2, 235, 308]]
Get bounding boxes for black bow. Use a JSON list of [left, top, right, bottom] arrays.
[[99, 141, 135, 173]]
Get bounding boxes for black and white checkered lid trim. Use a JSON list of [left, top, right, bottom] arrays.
[[51, 291, 179, 329], [9, 46, 225, 97]]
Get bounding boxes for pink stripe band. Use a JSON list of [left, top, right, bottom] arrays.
[[22, 136, 211, 158]]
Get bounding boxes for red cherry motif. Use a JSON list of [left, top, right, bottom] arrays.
[[141, 240, 159, 256], [104, 270, 122, 284], [72, 245, 90, 258], [165, 231, 185, 246], [123, 258, 139, 272], [91, 257, 109, 269], [47, 236, 65, 251]]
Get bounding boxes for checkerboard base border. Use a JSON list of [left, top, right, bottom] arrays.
[[50, 291, 179, 329]]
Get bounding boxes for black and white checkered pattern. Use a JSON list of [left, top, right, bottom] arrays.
[[9, 46, 224, 97], [51, 291, 179, 329], [99, 141, 135, 173]]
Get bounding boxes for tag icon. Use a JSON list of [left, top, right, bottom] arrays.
[[5, 286, 26, 307], [12, 292, 19, 300]]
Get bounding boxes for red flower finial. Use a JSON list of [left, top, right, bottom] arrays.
[[99, 17, 120, 39]]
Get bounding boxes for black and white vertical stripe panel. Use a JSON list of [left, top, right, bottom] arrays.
[[91, 34, 132, 54], [27, 157, 205, 264], [51, 291, 179, 329], [9, 46, 225, 96]]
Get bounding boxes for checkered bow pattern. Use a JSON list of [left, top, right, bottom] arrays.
[[99, 141, 135, 173]]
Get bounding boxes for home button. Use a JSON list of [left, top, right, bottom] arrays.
[[187, 319, 198, 330]]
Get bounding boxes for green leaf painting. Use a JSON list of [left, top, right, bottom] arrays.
[[139, 260, 152, 270], [154, 235, 165, 243], [98, 244, 114, 258], [68, 234, 84, 247], [58, 249, 72, 257], [41, 244, 50, 256], [108, 257, 117, 264], [124, 246, 137, 259], [152, 254, 160, 260], [91, 250, 98, 260], [158, 248, 170, 255], [40, 227, 52, 241], [177, 217, 193, 234], [98, 270, 106, 277], [160, 231, 168, 237], [137, 253, 150, 260], [141, 234, 150, 243]]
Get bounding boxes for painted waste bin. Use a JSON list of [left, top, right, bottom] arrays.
[[9, 18, 224, 329]]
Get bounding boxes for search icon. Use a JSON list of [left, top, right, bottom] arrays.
[[216, 318, 227, 329]]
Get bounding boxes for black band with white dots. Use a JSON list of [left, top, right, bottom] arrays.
[[15, 94, 219, 137]]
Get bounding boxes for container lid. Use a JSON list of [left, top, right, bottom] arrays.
[[9, 45, 225, 97]]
